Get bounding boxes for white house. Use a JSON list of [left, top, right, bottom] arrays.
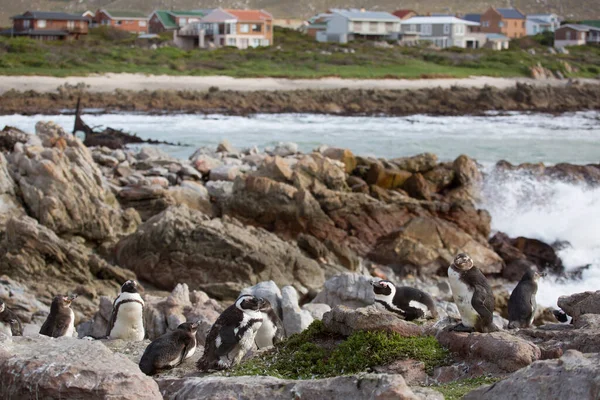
[[526, 14, 560, 35], [400, 16, 480, 48], [315, 9, 401, 43]]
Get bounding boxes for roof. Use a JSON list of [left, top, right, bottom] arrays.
[[331, 9, 400, 21], [151, 11, 177, 29], [495, 8, 525, 19], [2, 29, 69, 36], [486, 33, 509, 40], [529, 18, 552, 25], [393, 10, 416, 19], [11, 11, 90, 21], [169, 11, 207, 17], [557, 24, 600, 32], [223, 9, 273, 21], [463, 14, 481, 23], [100, 10, 148, 20], [402, 16, 480, 26]]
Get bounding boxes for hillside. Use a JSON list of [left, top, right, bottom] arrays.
[[1, 0, 599, 26]]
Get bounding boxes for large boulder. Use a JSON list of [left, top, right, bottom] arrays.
[[293, 153, 349, 192], [281, 285, 314, 335], [117, 185, 175, 221], [368, 216, 503, 276], [489, 232, 538, 281], [558, 291, 600, 320], [323, 305, 423, 337], [390, 153, 438, 173], [0, 335, 161, 399], [6, 122, 140, 242], [436, 330, 541, 373], [158, 373, 433, 400], [0, 153, 25, 228], [366, 163, 412, 189], [322, 147, 357, 174], [512, 236, 564, 275], [312, 273, 375, 309], [115, 206, 325, 296], [464, 350, 600, 400]]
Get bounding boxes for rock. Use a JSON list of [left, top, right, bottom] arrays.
[[347, 176, 369, 193], [391, 153, 438, 173], [368, 216, 503, 276], [489, 232, 537, 280], [168, 186, 214, 216], [115, 206, 324, 295], [271, 142, 298, 157], [366, 164, 412, 189], [373, 359, 427, 385], [6, 122, 140, 241], [281, 285, 314, 335], [179, 165, 202, 180], [424, 165, 455, 192], [240, 281, 283, 319], [464, 350, 600, 400], [191, 154, 223, 175], [0, 125, 30, 152], [436, 330, 541, 373], [512, 236, 564, 275], [558, 291, 600, 320], [137, 146, 169, 161], [294, 153, 348, 192], [0, 153, 25, 228], [453, 154, 482, 186], [117, 185, 175, 221], [180, 180, 209, 199], [0, 275, 49, 325], [146, 166, 169, 177], [252, 155, 293, 182], [302, 303, 331, 320], [216, 139, 237, 154], [402, 173, 434, 200], [158, 373, 426, 400], [323, 305, 423, 337], [209, 165, 243, 181], [297, 234, 359, 271], [312, 273, 375, 309], [93, 153, 119, 168], [205, 180, 234, 199], [322, 148, 357, 174], [0, 335, 161, 399]]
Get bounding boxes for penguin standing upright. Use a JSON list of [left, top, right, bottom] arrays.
[[370, 279, 439, 321], [139, 322, 199, 376], [254, 298, 285, 349], [197, 294, 265, 371], [508, 269, 544, 329], [107, 280, 145, 341], [0, 299, 22, 337], [39, 294, 78, 338], [447, 253, 498, 333]]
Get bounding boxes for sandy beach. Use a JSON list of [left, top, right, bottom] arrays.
[[0, 74, 596, 94]]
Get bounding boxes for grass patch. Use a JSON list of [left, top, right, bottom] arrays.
[[434, 376, 501, 400], [231, 320, 450, 379]]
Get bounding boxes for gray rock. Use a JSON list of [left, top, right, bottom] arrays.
[[93, 153, 119, 168], [464, 350, 600, 400], [137, 146, 169, 161], [0, 153, 25, 227], [209, 165, 243, 181], [281, 285, 314, 335], [312, 273, 374, 309], [216, 139, 237, 154], [179, 165, 203, 180], [205, 180, 234, 199], [180, 180, 209, 200], [272, 142, 298, 157], [158, 373, 426, 400], [302, 303, 332, 320], [241, 281, 283, 319], [190, 154, 223, 174], [112, 149, 127, 162], [323, 305, 423, 337], [147, 166, 169, 177], [558, 290, 600, 321]]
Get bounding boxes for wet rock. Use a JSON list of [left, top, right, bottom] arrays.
[[0, 335, 161, 399], [436, 330, 541, 373], [366, 163, 412, 189], [115, 206, 324, 294], [464, 350, 600, 400], [6, 121, 140, 241], [158, 373, 427, 400], [312, 273, 375, 309], [424, 165, 455, 192], [489, 232, 538, 281], [391, 153, 438, 173], [281, 285, 314, 335], [558, 290, 600, 320], [512, 236, 564, 275], [403, 173, 434, 200], [323, 305, 423, 337], [322, 147, 357, 174]]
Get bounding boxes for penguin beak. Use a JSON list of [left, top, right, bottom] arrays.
[[191, 322, 199, 330], [369, 280, 378, 287], [67, 294, 78, 302]]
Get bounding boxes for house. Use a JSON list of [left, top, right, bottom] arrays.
[[82, 11, 95, 20], [483, 33, 510, 50], [526, 14, 560, 35], [274, 19, 304, 29], [463, 14, 482, 32], [1, 11, 89, 40], [95, 10, 149, 34], [393, 10, 417, 20], [480, 7, 526, 38], [400, 16, 479, 48], [148, 10, 208, 34], [312, 9, 401, 43], [175, 8, 273, 50], [554, 24, 600, 47]]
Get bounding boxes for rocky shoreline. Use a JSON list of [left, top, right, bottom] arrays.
[[1, 82, 600, 116], [0, 122, 599, 399]]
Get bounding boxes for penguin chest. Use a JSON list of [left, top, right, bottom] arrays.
[[110, 302, 144, 340], [167, 340, 197, 367], [0, 321, 12, 337], [64, 309, 76, 337], [255, 318, 277, 349], [448, 268, 478, 328]]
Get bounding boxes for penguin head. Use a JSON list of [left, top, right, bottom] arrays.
[[522, 269, 546, 282], [453, 253, 474, 271], [370, 279, 396, 298], [52, 294, 77, 311], [177, 322, 200, 333], [257, 298, 274, 312], [552, 309, 569, 323], [235, 294, 265, 313], [121, 280, 139, 294], [0, 300, 5, 313]]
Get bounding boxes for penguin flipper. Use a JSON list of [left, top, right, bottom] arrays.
[[1, 308, 23, 336], [215, 324, 239, 357], [471, 285, 495, 328], [51, 315, 70, 338]]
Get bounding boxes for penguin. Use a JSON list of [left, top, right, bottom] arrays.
[[139, 322, 199, 376], [197, 294, 265, 371], [0, 299, 22, 337], [107, 280, 145, 341], [370, 279, 439, 321], [508, 269, 545, 329], [552, 309, 572, 324], [254, 298, 285, 349], [39, 294, 78, 338], [447, 253, 499, 333]]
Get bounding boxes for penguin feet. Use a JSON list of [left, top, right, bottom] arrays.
[[449, 323, 474, 333]]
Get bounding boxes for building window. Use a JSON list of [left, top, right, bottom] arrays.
[[482, 21, 489, 27], [67, 20, 74, 29], [455, 24, 464, 34], [566, 31, 571, 40], [179, 18, 187, 26], [444, 24, 450, 34], [117, 21, 122, 25], [252, 38, 260, 47], [38, 19, 47, 28], [23, 20, 31, 28], [421, 24, 432, 35], [353, 21, 361, 31], [386, 22, 394, 32], [227, 38, 236, 46], [499, 21, 504, 27], [369, 22, 377, 32], [240, 24, 249, 33], [261, 39, 269, 46], [252, 24, 261, 32], [266, 24, 271, 32], [140, 21, 147, 27], [522, 21, 525, 28], [410, 24, 416, 32]]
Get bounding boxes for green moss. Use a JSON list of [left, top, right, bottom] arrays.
[[434, 376, 501, 400], [231, 320, 450, 379]]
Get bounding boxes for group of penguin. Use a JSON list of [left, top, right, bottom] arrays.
[[0, 253, 557, 376]]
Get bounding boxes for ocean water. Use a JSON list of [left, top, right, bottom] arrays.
[[1, 111, 599, 307]]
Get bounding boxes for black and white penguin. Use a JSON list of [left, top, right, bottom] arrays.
[[197, 294, 265, 371], [139, 322, 199, 376], [370, 279, 439, 321], [254, 298, 285, 349], [39, 294, 78, 338], [447, 253, 498, 333], [0, 299, 22, 337], [552, 309, 572, 324], [508, 269, 544, 329], [107, 280, 145, 341]]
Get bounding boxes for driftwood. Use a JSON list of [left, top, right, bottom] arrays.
[[73, 98, 179, 149]]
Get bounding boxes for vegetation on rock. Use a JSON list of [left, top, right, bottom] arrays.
[[231, 320, 450, 379], [433, 376, 502, 400]]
